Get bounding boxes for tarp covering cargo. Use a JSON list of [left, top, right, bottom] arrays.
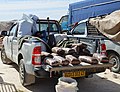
[[69, 0, 120, 25], [89, 10, 120, 42], [17, 14, 39, 37]]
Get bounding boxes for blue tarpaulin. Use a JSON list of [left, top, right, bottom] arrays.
[[69, 0, 120, 25]]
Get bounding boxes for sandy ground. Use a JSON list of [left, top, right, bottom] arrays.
[[0, 57, 120, 92]]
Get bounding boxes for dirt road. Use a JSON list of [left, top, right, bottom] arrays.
[[0, 56, 120, 92]]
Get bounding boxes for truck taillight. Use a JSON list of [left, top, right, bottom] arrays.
[[101, 43, 107, 55], [32, 46, 41, 65]]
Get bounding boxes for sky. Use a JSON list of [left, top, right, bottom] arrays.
[[0, 0, 83, 21]]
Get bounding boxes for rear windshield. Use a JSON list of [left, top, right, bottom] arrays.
[[36, 21, 59, 33], [72, 22, 86, 35]]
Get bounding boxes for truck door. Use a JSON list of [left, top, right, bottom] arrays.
[[6, 24, 18, 60]]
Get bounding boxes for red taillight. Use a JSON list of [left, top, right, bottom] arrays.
[[101, 44, 106, 51], [101, 44, 107, 55], [32, 46, 41, 65]]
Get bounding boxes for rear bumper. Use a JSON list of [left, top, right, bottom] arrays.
[[34, 63, 113, 78]]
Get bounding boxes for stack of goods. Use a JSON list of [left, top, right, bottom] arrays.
[[72, 43, 91, 56], [53, 55, 69, 66], [45, 58, 60, 67], [41, 51, 53, 62], [41, 41, 108, 67], [51, 47, 81, 66], [41, 51, 59, 67], [65, 55, 81, 65], [52, 47, 65, 56]]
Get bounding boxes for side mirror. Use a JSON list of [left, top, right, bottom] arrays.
[[1, 31, 8, 36]]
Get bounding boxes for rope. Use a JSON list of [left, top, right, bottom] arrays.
[[18, 35, 51, 51]]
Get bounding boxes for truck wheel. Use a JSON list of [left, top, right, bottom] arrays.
[[108, 53, 120, 73], [19, 59, 35, 86], [1, 47, 11, 64]]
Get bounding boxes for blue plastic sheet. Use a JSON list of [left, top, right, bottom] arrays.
[[69, 0, 120, 25]]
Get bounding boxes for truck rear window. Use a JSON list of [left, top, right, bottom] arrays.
[[36, 22, 59, 33], [72, 22, 86, 35]]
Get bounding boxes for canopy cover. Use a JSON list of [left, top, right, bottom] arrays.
[[89, 10, 120, 42]]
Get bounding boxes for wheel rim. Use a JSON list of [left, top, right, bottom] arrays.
[[109, 55, 120, 70], [19, 61, 25, 84]]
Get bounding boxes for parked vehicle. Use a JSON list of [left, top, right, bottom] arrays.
[[69, 18, 120, 73], [0, 21, 14, 49], [1, 16, 112, 86], [59, 0, 120, 31], [59, 0, 120, 73], [0, 36, 3, 49]]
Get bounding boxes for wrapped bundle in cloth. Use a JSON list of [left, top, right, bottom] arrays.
[[72, 43, 90, 55], [72, 43, 87, 50], [82, 49, 91, 56], [79, 56, 98, 64], [62, 48, 75, 54], [45, 58, 60, 67], [41, 51, 53, 61], [52, 47, 65, 56], [93, 53, 109, 63], [65, 55, 81, 65], [53, 56, 70, 66], [89, 10, 120, 42], [51, 53, 58, 56]]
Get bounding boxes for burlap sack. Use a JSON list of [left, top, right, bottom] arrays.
[[89, 10, 120, 42]]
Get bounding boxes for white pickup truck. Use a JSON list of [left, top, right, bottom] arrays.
[[69, 18, 120, 73], [1, 18, 112, 86]]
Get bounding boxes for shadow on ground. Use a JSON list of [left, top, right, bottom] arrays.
[[25, 75, 120, 92], [77, 75, 120, 92], [26, 78, 58, 92]]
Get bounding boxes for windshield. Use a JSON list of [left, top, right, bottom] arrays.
[[72, 22, 86, 35]]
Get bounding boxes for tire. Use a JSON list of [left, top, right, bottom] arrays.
[[108, 53, 120, 73], [19, 59, 35, 86], [1, 47, 11, 64]]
